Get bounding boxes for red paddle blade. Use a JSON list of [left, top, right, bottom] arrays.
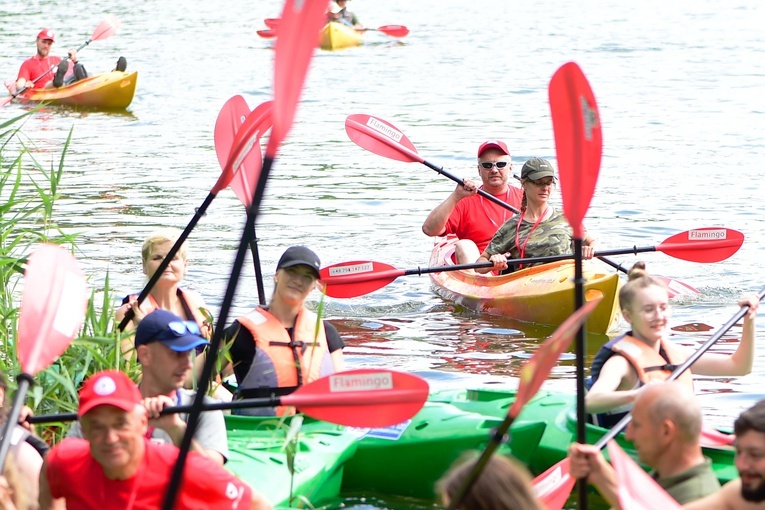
[[656, 275, 700, 298], [17, 245, 88, 374], [212, 100, 273, 195], [345, 114, 422, 163], [377, 25, 409, 37], [509, 296, 602, 417], [549, 62, 602, 239], [320, 260, 404, 298], [533, 458, 576, 510], [268, 0, 328, 158], [0, 97, 12, 107], [264, 18, 281, 28], [283, 369, 429, 427], [214, 95, 249, 168], [91, 15, 121, 41], [214, 97, 272, 207], [608, 440, 683, 510], [258, 29, 278, 39], [700, 426, 734, 447], [657, 227, 744, 263]]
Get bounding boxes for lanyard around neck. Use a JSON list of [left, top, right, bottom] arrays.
[[514, 207, 549, 267]]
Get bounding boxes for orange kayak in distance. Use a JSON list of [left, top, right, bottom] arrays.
[[19, 70, 137, 110], [429, 236, 622, 334]]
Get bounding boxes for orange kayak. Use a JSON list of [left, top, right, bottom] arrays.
[[19, 70, 137, 109], [429, 236, 622, 334]]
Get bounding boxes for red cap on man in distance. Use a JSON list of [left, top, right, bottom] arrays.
[[78, 370, 142, 417], [37, 29, 55, 42], [477, 140, 510, 158]]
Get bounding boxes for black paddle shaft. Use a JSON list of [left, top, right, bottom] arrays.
[[27, 394, 290, 425], [162, 155, 275, 510]]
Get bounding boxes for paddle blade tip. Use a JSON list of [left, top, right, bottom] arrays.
[[17, 244, 88, 374]]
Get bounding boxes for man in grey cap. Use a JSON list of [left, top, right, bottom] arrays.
[[68, 309, 228, 465]]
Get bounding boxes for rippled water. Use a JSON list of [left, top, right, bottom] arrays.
[[1, 0, 763, 507]]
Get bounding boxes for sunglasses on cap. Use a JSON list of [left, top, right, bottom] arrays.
[[168, 320, 201, 336], [479, 161, 509, 170]]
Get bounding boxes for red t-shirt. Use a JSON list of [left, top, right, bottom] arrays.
[[17, 55, 63, 89], [47, 438, 253, 510], [444, 186, 523, 253]]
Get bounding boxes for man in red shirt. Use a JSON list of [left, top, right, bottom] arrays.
[[14, 28, 80, 91], [39, 370, 271, 510], [422, 140, 523, 264]]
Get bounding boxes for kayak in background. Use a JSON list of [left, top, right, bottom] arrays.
[[320, 22, 363, 51], [429, 236, 622, 334], [18, 70, 137, 110]]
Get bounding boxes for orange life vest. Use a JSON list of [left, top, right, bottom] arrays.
[[610, 335, 694, 388], [237, 306, 333, 415], [128, 288, 207, 329]]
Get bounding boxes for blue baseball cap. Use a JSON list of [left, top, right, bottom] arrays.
[[135, 309, 209, 352]]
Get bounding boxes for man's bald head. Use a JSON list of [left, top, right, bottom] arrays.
[[637, 382, 702, 444]]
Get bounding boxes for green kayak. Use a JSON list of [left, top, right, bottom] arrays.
[[224, 386, 736, 507]]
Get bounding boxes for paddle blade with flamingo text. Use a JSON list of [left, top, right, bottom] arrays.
[[283, 369, 429, 428], [549, 62, 602, 239], [345, 114, 422, 163], [17, 244, 88, 374], [657, 227, 744, 263]]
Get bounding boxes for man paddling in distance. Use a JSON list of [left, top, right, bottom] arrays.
[[585, 263, 758, 429], [67, 309, 229, 465], [10, 28, 83, 92], [568, 382, 721, 506], [40, 370, 270, 509], [223, 246, 345, 414], [422, 140, 523, 265], [476, 157, 597, 274], [684, 400, 765, 509]]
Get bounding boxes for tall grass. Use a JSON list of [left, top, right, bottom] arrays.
[[0, 111, 134, 442]]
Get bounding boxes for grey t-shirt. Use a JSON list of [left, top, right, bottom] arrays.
[[67, 388, 229, 462]]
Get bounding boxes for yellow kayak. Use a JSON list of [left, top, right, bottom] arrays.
[[319, 22, 363, 51], [429, 236, 622, 334], [19, 70, 137, 109]]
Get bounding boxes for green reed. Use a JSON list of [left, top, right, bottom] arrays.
[[0, 112, 135, 442]]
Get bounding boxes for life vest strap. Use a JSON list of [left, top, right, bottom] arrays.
[[644, 363, 680, 373]]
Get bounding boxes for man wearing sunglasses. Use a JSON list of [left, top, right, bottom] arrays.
[[422, 140, 523, 264], [66, 309, 228, 465]]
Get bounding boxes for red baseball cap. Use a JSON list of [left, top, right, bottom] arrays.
[[477, 140, 510, 158], [37, 29, 55, 42], [78, 370, 142, 417]]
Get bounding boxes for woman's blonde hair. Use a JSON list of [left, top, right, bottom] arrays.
[[141, 229, 188, 267], [436, 452, 544, 510], [618, 261, 667, 312]]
